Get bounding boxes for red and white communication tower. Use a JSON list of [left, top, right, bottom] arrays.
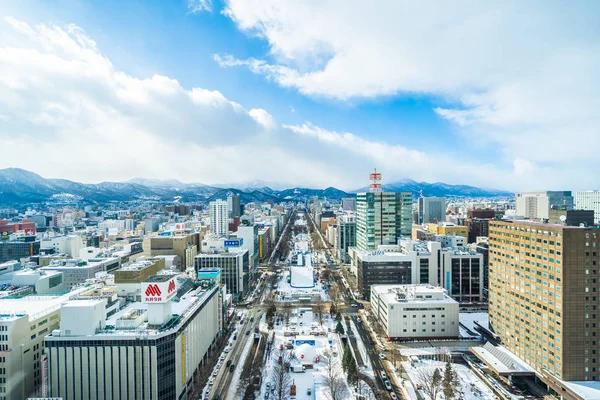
[[369, 168, 382, 192]]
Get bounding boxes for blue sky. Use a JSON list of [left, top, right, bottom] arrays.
[[0, 1, 598, 190]]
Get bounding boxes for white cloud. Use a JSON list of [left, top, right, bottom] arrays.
[[188, 0, 212, 14], [0, 15, 595, 192], [220, 1, 600, 189]]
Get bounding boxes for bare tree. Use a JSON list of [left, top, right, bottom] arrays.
[[282, 302, 292, 324], [322, 350, 348, 400], [356, 380, 377, 400], [271, 348, 293, 400], [417, 367, 443, 400], [313, 301, 326, 326]]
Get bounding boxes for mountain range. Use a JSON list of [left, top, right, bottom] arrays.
[[0, 168, 511, 205]]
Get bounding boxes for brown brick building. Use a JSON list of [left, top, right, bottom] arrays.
[[489, 220, 600, 382]]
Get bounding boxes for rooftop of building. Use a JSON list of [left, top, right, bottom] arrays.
[[371, 284, 456, 304], [195, 248, 247, 257], [491, 219, 597, 230], [118, 258, 160, 272], [0, 285, 91, 322], [52, 282, 217, 339], [144, 274, 173, 283]]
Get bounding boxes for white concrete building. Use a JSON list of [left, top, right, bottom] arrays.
[[575, 191, 600, 223], [41, 257, 120, 289], [45, 278, 220, 400], [40, 235, 85, 258], [515, 191, 573, 219], [370, 284, 459, 339], [209, 199, 229, 236], [0, 286, 90, 399]]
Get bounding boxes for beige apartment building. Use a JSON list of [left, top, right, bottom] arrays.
[[489, 220, 600, 382]]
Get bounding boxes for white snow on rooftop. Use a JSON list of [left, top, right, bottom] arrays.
[[562, 381, 600, 400]]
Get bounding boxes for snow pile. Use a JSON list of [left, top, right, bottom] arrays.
[[290, 264, 315, 288]]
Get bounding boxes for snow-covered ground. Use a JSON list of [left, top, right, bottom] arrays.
[[403, 360, 498, 400], [257, 309, 350, 400], [459, 312, 489, 334]]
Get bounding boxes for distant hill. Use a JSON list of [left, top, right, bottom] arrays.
[[0, 168, 349, 204], [0, 168, 511, 205], [354, 179, 512, 198]]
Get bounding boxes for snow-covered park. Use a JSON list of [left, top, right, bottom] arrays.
[[257, 308, 351, 400], [402, 359, 498, 400]]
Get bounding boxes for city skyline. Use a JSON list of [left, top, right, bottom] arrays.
[[1, 1, 599, 191]]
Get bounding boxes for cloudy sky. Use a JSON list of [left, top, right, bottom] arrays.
[[0, 0, 598, 191]]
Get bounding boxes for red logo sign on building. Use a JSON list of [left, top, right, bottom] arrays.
[[168, 279, 176, 294], [145, 284, 162, 297]]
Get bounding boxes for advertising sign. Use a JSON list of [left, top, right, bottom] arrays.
[[224, 238, 243, 248], [142, 278, 177, 303]]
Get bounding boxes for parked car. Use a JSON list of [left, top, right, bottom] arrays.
[[384, 380, 392, 391], [224, 347, 230, 353], [390, 393, 397, 400], [379, 353, 386, 360], [307, 387, 312, 395], [380, 371, 387, 380]]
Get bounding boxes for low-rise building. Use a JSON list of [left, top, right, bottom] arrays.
[[370, 284, 459, 339], [426, 222, 468, 239], [352, 238, 483, 302], [41, 257, 120, 289], [113, 257, 166, 300]]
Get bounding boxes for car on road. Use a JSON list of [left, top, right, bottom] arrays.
[[384, 380, 392, 391], [350, 303, 358, 307], [380, 371, 387, 380], [246, 330, 251, 335], [233, 335, 237, 340], [390, 393, 397, 400], [229, 363, 235, 372], [226, 360, 232, 367], [266, 382, 271, 390], [379, 353, 386, 360]]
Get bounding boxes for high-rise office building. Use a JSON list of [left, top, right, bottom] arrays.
[[341, 198, 356, 212], [515, 191, 574, 219], [418, 196, 446, 224], [575, 191, 600, 224], [337, 214, 356, 263], [194, 249, 250, 297], [488, 220, 600, 382], [210, 199, 229, 236], [355, 192, 412, 250], [227, 194, 241, 218]]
